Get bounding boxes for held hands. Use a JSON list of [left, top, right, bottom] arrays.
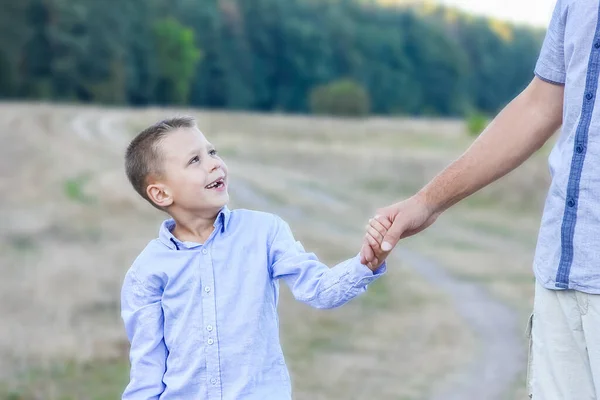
[[360, 215, 392, 270], [360, 194, 439, 267]]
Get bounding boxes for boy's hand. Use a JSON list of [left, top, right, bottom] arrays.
[[360, 215, 392, 270]]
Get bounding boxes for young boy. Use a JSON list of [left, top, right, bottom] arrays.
[[120, 116, 389, 400]]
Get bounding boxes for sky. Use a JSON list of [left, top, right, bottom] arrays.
[[438, 0, 556, 27]]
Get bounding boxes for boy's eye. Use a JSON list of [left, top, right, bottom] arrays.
[[189, 156, 200, 164], [209, 149, 218, 156]]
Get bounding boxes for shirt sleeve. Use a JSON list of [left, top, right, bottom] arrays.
[[268, 215, 386, 309], [534, 0, 567, 84], [120, 270, 167, 400]]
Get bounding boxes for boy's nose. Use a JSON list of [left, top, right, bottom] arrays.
[[208, 158, 223, 172]]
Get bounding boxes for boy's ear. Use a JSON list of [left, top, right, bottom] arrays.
[[147, 182, 173, 208]]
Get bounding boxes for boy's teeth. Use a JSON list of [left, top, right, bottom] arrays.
[[207, 180, 222, 189]]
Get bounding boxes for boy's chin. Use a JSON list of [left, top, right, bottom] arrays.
[[176, 194, 229, 213], [215, 192, 229, 205], [208, 194, 229, 210]]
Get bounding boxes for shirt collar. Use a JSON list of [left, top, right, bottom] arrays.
[[159, 206, 231, 250], [216, 205, 231, 232]]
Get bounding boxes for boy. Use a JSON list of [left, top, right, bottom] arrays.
[[120, 116, 390, 399]]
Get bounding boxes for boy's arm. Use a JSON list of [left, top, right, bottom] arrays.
[[268, 215, 386, 309], [120, 270, 167, 400]]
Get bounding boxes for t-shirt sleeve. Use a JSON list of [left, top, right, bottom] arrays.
[[534, 0, 567, 85]]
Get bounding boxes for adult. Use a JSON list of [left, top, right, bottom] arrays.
[[362, 1, 600, 398]]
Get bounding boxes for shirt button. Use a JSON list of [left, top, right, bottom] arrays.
[[595, 40, 600, 49], [568, 198, 576, 207], [202, 249, 208, 255], [207, 325, 213, 331], [210, 378, 217, 385], [586, 92, 594, 100], [207, 338, 214, 345], [576, 145, 584, 154], [204, 286, 211, 293]]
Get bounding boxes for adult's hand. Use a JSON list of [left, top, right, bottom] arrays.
[[360, 76, 564, 265], [360, 193, 439, 264]]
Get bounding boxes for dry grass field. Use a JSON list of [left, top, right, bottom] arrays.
[[0, 102, 553, 399]]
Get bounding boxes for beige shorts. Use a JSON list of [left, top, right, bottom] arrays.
[[527, 280, 600, 399]]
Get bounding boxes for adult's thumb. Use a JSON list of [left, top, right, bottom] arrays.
[[381, 222, 404, 252]]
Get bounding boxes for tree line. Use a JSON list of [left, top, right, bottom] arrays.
[[0, 0, 545, 116]]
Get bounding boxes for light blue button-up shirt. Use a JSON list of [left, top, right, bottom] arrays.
[[120, 206, 385, 399], [533, 0, 600, 293]]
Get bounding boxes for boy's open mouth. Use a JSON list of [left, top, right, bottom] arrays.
[[205, 177, 225, 190]]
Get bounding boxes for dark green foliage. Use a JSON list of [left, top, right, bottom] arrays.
[[0, 0, 544, 117]]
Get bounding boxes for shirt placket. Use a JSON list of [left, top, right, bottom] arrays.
[[556, 30, 600, 287], [200, 244, 222, 398]]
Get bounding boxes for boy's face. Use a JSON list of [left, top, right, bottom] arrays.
[[147, 127, 229, 215]]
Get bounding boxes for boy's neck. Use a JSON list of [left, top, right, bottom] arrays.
[[170, 212, 218, 244]]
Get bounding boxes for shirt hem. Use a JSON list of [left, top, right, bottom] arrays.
[[534, 262, 600, 294]]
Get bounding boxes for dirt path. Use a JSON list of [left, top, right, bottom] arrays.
[[69, 108, 525, 399], [398, 249, 524, 400]]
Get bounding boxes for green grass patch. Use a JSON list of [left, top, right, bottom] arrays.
[[8, 235, 37, 252], [465, 112, 489, 137], [0, 359, 129, 400], [63, 173, 95, 204]]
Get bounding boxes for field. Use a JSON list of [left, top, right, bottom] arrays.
[[0, 102, 553, 399]]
